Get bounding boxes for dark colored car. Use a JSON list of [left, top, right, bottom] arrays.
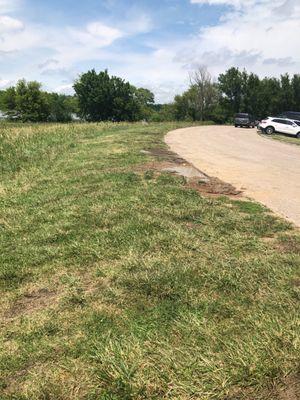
[[234, 113, 256, 128], [279, 111, 300, 122]]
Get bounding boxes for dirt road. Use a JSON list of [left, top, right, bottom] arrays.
[[165, 126, 300, 227]]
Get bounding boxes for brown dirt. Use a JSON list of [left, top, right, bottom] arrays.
[[275, 237, 300, 253], [142, 147, 187, 164], [5, 288, 57, 318], [227, 374, 300, 400], [187, 176, 242, 197], [140, 147, 242, 197]]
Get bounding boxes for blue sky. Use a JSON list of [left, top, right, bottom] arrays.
[[0, 0, 299, 102]]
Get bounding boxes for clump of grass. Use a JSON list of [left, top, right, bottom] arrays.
[[0, 121, 299, 399]]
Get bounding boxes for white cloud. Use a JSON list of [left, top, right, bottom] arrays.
[[143, 0, 300, 101], [0, 26, 41, 52], [38, 59, 59, 69], [0, 0, 20, 13], [191, 0, 249, 5], [1, 0, 300, 103], [0, 20, 124, 61], [182, 0, 300, 78], [0, 78, 13, 88], [0, 15, 23, 32], [85, 22, 123, 44], [191, 0, 300, 12], [124, 13, 153, 35], [0, 14, 151, 69], [190, 0, 270, 9], [55, 83, 74, 95]]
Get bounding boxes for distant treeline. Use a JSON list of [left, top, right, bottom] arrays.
[[0, 80, 79, 123], [169, 67, 300, 123], [0, 71, 155, 123], [1, 67, 299, 123]]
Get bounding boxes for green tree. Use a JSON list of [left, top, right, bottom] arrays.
[[174, 89, 195, 121], [73, 69, 140, 122], [0, 90, 5, 109], [47, 93, 79, 122], [1, 87, 17, 119], [260, 77, 282, 117], [241, 72, 262, 118], [218, 67, 244, 117], [190, 66, 219, 121], [291, 74, 300, 110], [173, 78, 219, 122], [1, 80, 50, 122], [149, 104, 176, 122], [16, 80, 50, 122], [134, 87, 155, 120], [280, 74, 293, 111]]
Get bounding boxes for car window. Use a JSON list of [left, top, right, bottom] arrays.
[[276, 119, 292, 124], [236, 114, 248, 118], [273, 119, 285, 123]]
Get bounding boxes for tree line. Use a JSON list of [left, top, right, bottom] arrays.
[[1, 67, 299, 123], [0, 80, 78, 122], [0, 70, 154, 123], [170, 67, 300, 123]]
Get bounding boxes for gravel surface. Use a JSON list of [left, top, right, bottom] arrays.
[[166, 126, 300, 227]]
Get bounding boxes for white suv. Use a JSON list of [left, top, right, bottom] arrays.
[[259, 117, 300, 138]]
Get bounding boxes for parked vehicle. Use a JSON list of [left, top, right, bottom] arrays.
[[234, 113, 256, 128], [259, 117, 300, 138], [279, 111, 300, 122]]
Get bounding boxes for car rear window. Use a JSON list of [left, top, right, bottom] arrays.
[[235, 114, 249, 118]]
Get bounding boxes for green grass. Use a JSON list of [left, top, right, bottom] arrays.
[[0, 122, 299, 400], [260, 131, 300, 146]]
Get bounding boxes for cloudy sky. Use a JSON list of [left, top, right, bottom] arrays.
[[0, 0, 299, 102]]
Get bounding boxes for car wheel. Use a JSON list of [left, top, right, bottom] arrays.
[[266, 126, 275, 135], [297, 132, 300, 138], [235, 125, 238, 128]]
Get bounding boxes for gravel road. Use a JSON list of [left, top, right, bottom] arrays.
[[165, 126, 300, 227]]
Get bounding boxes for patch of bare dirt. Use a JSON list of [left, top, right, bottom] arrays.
[[227, 375, 300, 400], [135, 160, 172, 173], [2, 365, 33, 396], [142, 147, 187, 164], [141, 147, 242, 198], [187, 176, 242, 197], [5, 288, 57, 318], [275, 236, 300, 253], [277, 375, 300, 400], [291, 278, 300, 287], [261, 232, 300, 253]]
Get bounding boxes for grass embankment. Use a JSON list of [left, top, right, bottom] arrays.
[[0, 122, 299, 400], [261, 132, 300, 146]]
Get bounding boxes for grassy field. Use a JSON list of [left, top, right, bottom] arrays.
[[0, 122, 299, 400]]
